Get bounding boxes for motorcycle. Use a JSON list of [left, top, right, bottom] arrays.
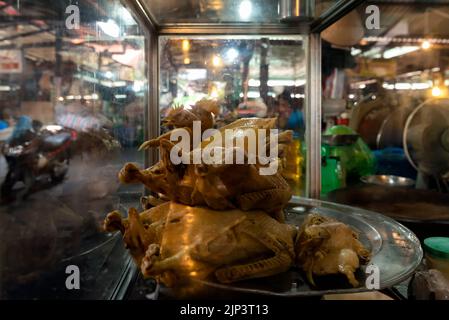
[[1, 125, 77, 200]]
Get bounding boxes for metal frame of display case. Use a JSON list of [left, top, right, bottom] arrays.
[[124, 0, 365, 199]]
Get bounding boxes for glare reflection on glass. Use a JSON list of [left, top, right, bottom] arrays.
[[239, 0, 252, 20], [97, 19, 120, 38]]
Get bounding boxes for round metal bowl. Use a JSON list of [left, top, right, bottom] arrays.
[[361, 175, 415, 187]]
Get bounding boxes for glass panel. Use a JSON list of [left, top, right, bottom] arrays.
[[0, 0, 148, 298], [320, 2, 449, 213], [315, 0, 340, 17], [159, 35, 306, 196]]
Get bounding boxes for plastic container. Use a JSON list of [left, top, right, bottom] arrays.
[[424, 237, 449, 281]]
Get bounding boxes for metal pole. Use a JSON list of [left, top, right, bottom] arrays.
[[279, 0, 315, 22], [259, 38, 269, 102], [145, 34, 160, 169], [305, 33, 322, 199], [306, 0, 316, 18], [54, 21, 63, 102]]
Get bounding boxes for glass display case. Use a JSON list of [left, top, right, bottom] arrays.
[[132, 0, 354, 199], [0, 0, 358, 300], [1, 0, 448, 301]]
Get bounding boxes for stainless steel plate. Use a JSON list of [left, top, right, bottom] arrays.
[[183, 197, 423, 298]]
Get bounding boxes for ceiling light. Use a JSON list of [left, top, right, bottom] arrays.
[[411, 83, 431, 90], [351, 48, 362, 56], [248, 79, 261, 87], [133, 80, 145, 92], [239, 1, 252, 20], [383, 46, 419, 59], [247, 91, 260, 98], [395, 83, 411, 90], [104, 71, 114, 79], [225, 48, 239, 62]]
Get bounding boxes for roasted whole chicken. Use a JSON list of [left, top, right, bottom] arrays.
[[121, 114, 293, 222], [295, 214, 371, 287], [103, 101, 371, 290], [163, 99, 220, 133], [105, 202, 297, 287]]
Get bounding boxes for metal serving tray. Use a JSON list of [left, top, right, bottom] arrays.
[[160, 196, 423, 298]]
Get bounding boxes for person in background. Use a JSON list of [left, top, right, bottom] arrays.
[[1, 108, 15, 128], [8, 115, 34, 143], [277, 90, 305, 139], [0, 119, 8, 130], [277, 90, 292, 129], [0, 112, 12, 186], [287, 99, 305, 139], [0, 108, 14, 142]]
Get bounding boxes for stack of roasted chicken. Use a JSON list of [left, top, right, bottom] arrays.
[[104, 100, 370, 294]]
